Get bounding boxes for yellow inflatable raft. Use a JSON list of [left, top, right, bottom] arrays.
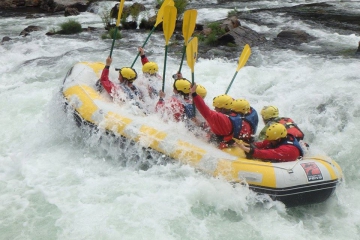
[[61, 62, 343, 207]]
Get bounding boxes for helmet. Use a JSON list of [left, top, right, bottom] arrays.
[[213, 94, 233, 109], [232, 98, 250, 114], [119, 67, 137, 81], [173, 79, 191, 94], [266, 123, 287, 140], [196, 84, 207, 99], [142, 62, 158, 75], [261, 105, 279, 120]]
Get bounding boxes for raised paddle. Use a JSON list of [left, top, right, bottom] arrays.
[[178, 9, 197, 73], [186, 37, 198, 85], [186, 37, 198, 115], [225, 44, 251, 94], [109, 0, 125, 58], [130, 0, 174, 67], [161, 5, 177, 91]]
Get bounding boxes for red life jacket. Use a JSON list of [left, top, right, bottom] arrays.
[[277, 117, 304, 140]]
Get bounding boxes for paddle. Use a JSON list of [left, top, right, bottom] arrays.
[[109, 0, 125, 58], [161, 5, 177, 91], [186, 37, 198, 85], [130, 0, 174, 68], [178, 9, 197, 73], [225, 44, 251, 94], [186, 37, 198, 115]]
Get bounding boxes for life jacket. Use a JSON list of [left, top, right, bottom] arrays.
[[210, 113, 240, 149], [211, 112, 241, 147], [276, 117, 304, 140], [276, 134, 304, 157], [228, 113, 242, 139], [111, 83, 145, 110], [171, 94, 194, 121], [243, 107, 259, 134], [118, 83, 142, 100], [183, 102, 195, 120]]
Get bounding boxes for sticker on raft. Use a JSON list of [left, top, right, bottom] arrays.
[[301, 162, 323, 181]]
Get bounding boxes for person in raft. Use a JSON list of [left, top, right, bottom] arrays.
[[258, 105, 305, 142], [100, 56, 144, 106], [156, 78, 195, 123], [231, 98, 259, 143], [235, 123, 303, 162], [171, 72, 209, 130], [190, 84, 209, 129], [173, 72, 208, 100], [190, 83, 252, 149], [138, 47, 162, 98]]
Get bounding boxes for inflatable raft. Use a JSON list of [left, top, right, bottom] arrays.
[[61, 62, 343, 207]]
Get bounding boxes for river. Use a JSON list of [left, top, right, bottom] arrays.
[[1, 0, 359, 239]]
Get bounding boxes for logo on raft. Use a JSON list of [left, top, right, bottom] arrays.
[[301, 162, 324, 181]]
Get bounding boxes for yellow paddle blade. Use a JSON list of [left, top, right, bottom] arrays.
[[163, 5, 177, 45], [236, 44, 251, 71], [182, 9, 197, 46], [155, 0, 175, 27], [115, 0, 125, 26], [186, 37, 198, 73]]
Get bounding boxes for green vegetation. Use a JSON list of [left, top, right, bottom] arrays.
[[227, 9, 239, 18], [120, 3, 143, 23], [100, 7, 113, 29], [201, 22, 226, 46], [174, 0, 188, 19], [129, 3, 142, 21], [101, 27, 122, 40], [121, 9, 130, 23], [59, 20, 82, 34], [157, 0, 188, 19], [196, 34, 205, 42], [227, 42, 237, 47]]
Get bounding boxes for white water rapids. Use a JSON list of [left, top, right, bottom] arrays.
[[1, 0, 359, 239]]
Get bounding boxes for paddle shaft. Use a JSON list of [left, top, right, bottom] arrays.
[[224, 44, 251, 94], [109, 0, 124, 58], [178, 45, 186, 73], [225, 71, 239, 94], [162, 46, 169, 91], [130, 27, 156, 67], [130, 0, 174, 68], [109, 28, 119, 58]]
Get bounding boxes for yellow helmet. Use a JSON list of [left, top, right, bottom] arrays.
[[266, 123, 287, 140], [196, 84, 207, 99], [119, 67, 137, 81], [232, 98, 250, 114], [142, 62, 158, 74], [173, 79, 191, 94], [213, 94, 233, 109], [261, 105, 279, 120]]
